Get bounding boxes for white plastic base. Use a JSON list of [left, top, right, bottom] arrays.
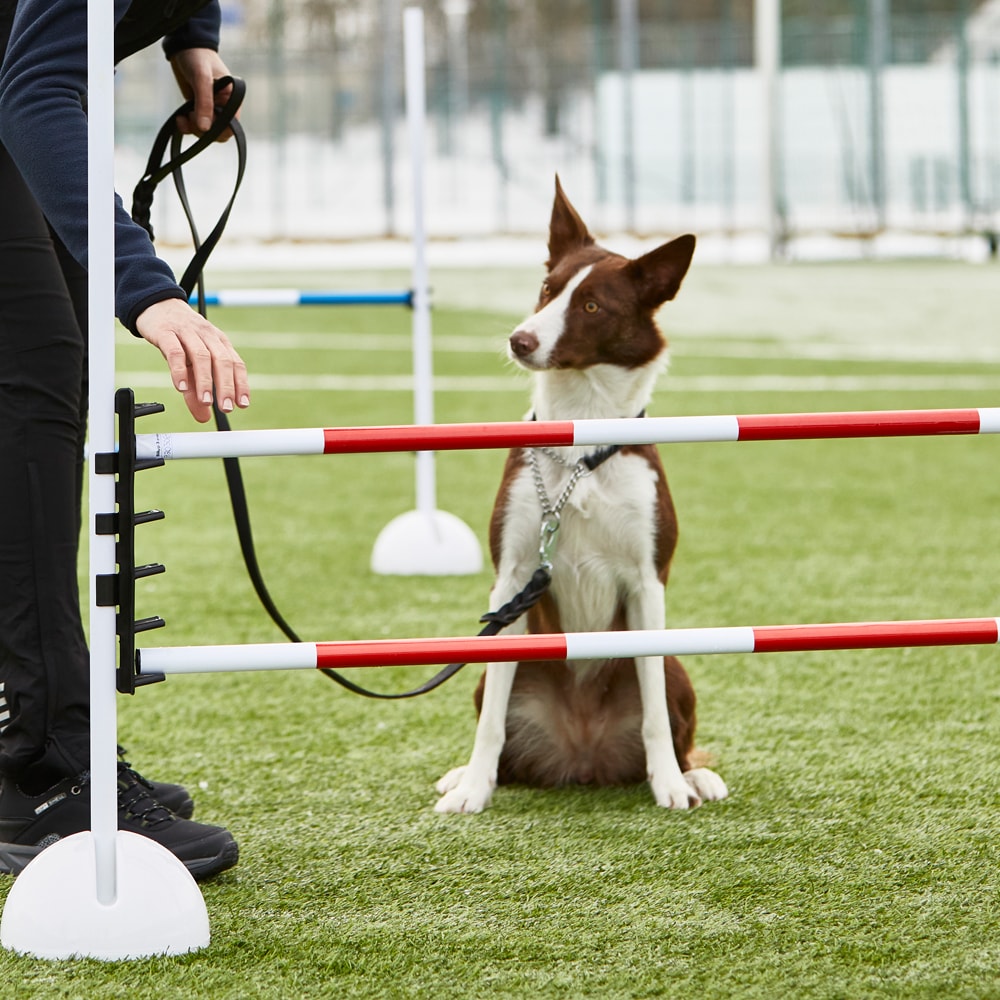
[[0, 831, 209, 960], [371, 509, 483, 576]]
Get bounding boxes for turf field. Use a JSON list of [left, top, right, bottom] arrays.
[[3, 258, 999, 998]]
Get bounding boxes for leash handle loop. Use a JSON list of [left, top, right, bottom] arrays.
[[131, 76, 246, 244]]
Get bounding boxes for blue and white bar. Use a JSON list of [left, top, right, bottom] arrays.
[[190, 289, 413, 307]]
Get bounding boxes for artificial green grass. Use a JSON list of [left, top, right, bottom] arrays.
[[3, 261, 1000, 997]]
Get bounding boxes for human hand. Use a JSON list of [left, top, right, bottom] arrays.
[[168, 48, 236, 140], [135, 298, 250, 423]]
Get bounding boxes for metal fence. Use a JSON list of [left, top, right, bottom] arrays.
[[112, 2, 1000, 251]]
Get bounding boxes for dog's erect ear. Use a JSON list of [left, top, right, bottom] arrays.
[[626, 234, 696, 308], [546, 175, 594, 270]]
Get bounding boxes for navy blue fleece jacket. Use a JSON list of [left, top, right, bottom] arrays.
[[0, 0, 220, 333]]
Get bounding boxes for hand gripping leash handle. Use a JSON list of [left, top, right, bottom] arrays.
[[131, 75, 247, 300]]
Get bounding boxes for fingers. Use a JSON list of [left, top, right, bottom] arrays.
[[210, 330, 250, 416], [191, 66, 235, 137], [135, 298, 250, 424], [150, 329, 212, 422], [172, 61, 216, 137], [169, 50, 236, 141]]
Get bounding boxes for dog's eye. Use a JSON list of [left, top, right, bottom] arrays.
[[540, 283, 550, 298], [584, 300, 600, 314]]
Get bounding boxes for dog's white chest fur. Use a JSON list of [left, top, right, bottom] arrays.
[[501, 452, 661, 635]]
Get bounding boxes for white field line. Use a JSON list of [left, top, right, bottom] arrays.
[[233, 331, 504, 353], [118, 372, 1000, 394], [228, 331, 1000, 365]]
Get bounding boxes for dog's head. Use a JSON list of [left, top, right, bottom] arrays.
[[508, 177, 695, 373]]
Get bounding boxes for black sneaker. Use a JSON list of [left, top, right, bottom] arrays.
[[0, 765, 238, 880], [117, 748, 195, 819]]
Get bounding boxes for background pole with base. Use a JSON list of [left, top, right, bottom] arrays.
[[0, 3, 208, 960], [370, 6, 483, 577]]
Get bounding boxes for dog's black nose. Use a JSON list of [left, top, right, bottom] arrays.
[[509, 330, 539, 358]]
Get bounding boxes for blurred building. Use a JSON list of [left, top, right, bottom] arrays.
[[113, 1, 1000, 255]]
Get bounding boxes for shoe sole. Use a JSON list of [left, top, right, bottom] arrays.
[[184, 837, 240, 880], [0, 836, 238, 881]]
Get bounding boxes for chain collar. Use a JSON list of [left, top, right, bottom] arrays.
[[532, 444, 578, 470], [527, 447, 590, 569], [527, 447, 592, 519], [526, 410, 645, 568]]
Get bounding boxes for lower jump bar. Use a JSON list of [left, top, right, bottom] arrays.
[[137, 617, 1000, 675]]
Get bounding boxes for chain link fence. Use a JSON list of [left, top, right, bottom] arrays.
[[113, 1, 1000, 253]]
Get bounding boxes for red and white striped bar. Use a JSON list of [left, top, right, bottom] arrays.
[[137, 617, 1000, 675], [134, 407, 1000, 461]]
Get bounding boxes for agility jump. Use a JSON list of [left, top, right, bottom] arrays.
[[122, 401, 1000, 679]]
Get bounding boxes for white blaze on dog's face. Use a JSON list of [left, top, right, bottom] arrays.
[[507, 265, 593, 370], [508, 177, 696, 374]]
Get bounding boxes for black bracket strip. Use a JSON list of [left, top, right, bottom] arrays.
[[113, 387, 167, 693]]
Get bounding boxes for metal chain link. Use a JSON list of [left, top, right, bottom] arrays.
[[532, 444, 578, 470], [527, 448, 591, 568]]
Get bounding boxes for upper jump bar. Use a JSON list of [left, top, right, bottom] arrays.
[[134, 408, 1000, 461], [190, 289, 414, 308], [137, 617, 1000, 675]]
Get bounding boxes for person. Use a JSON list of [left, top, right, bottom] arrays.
[[0, 0, 250, 880]]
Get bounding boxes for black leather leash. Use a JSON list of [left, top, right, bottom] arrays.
[[132, 76, 247, 298], [130, 78, 556, 698]]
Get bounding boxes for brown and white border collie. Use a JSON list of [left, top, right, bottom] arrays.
[[435, 178, 728, 813]]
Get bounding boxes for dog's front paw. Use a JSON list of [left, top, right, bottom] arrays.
[[649, 771, 702, 809], [434, 773, 496, 814], [435, 766, 468, 795], [684, 767, 728, 803]]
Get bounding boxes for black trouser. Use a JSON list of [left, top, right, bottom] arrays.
[[0, 125, 92, 787]]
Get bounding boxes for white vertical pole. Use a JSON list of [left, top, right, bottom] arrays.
[[4, 9, 207, 961], [404, 6, 436, 516], [370, 6, 482, 576], [87, 0, 119, 906], [379, 0, 400, 235], [616, 0, 638, 233], [867, 0, 889, 230], [755, 0, 781, 259]]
